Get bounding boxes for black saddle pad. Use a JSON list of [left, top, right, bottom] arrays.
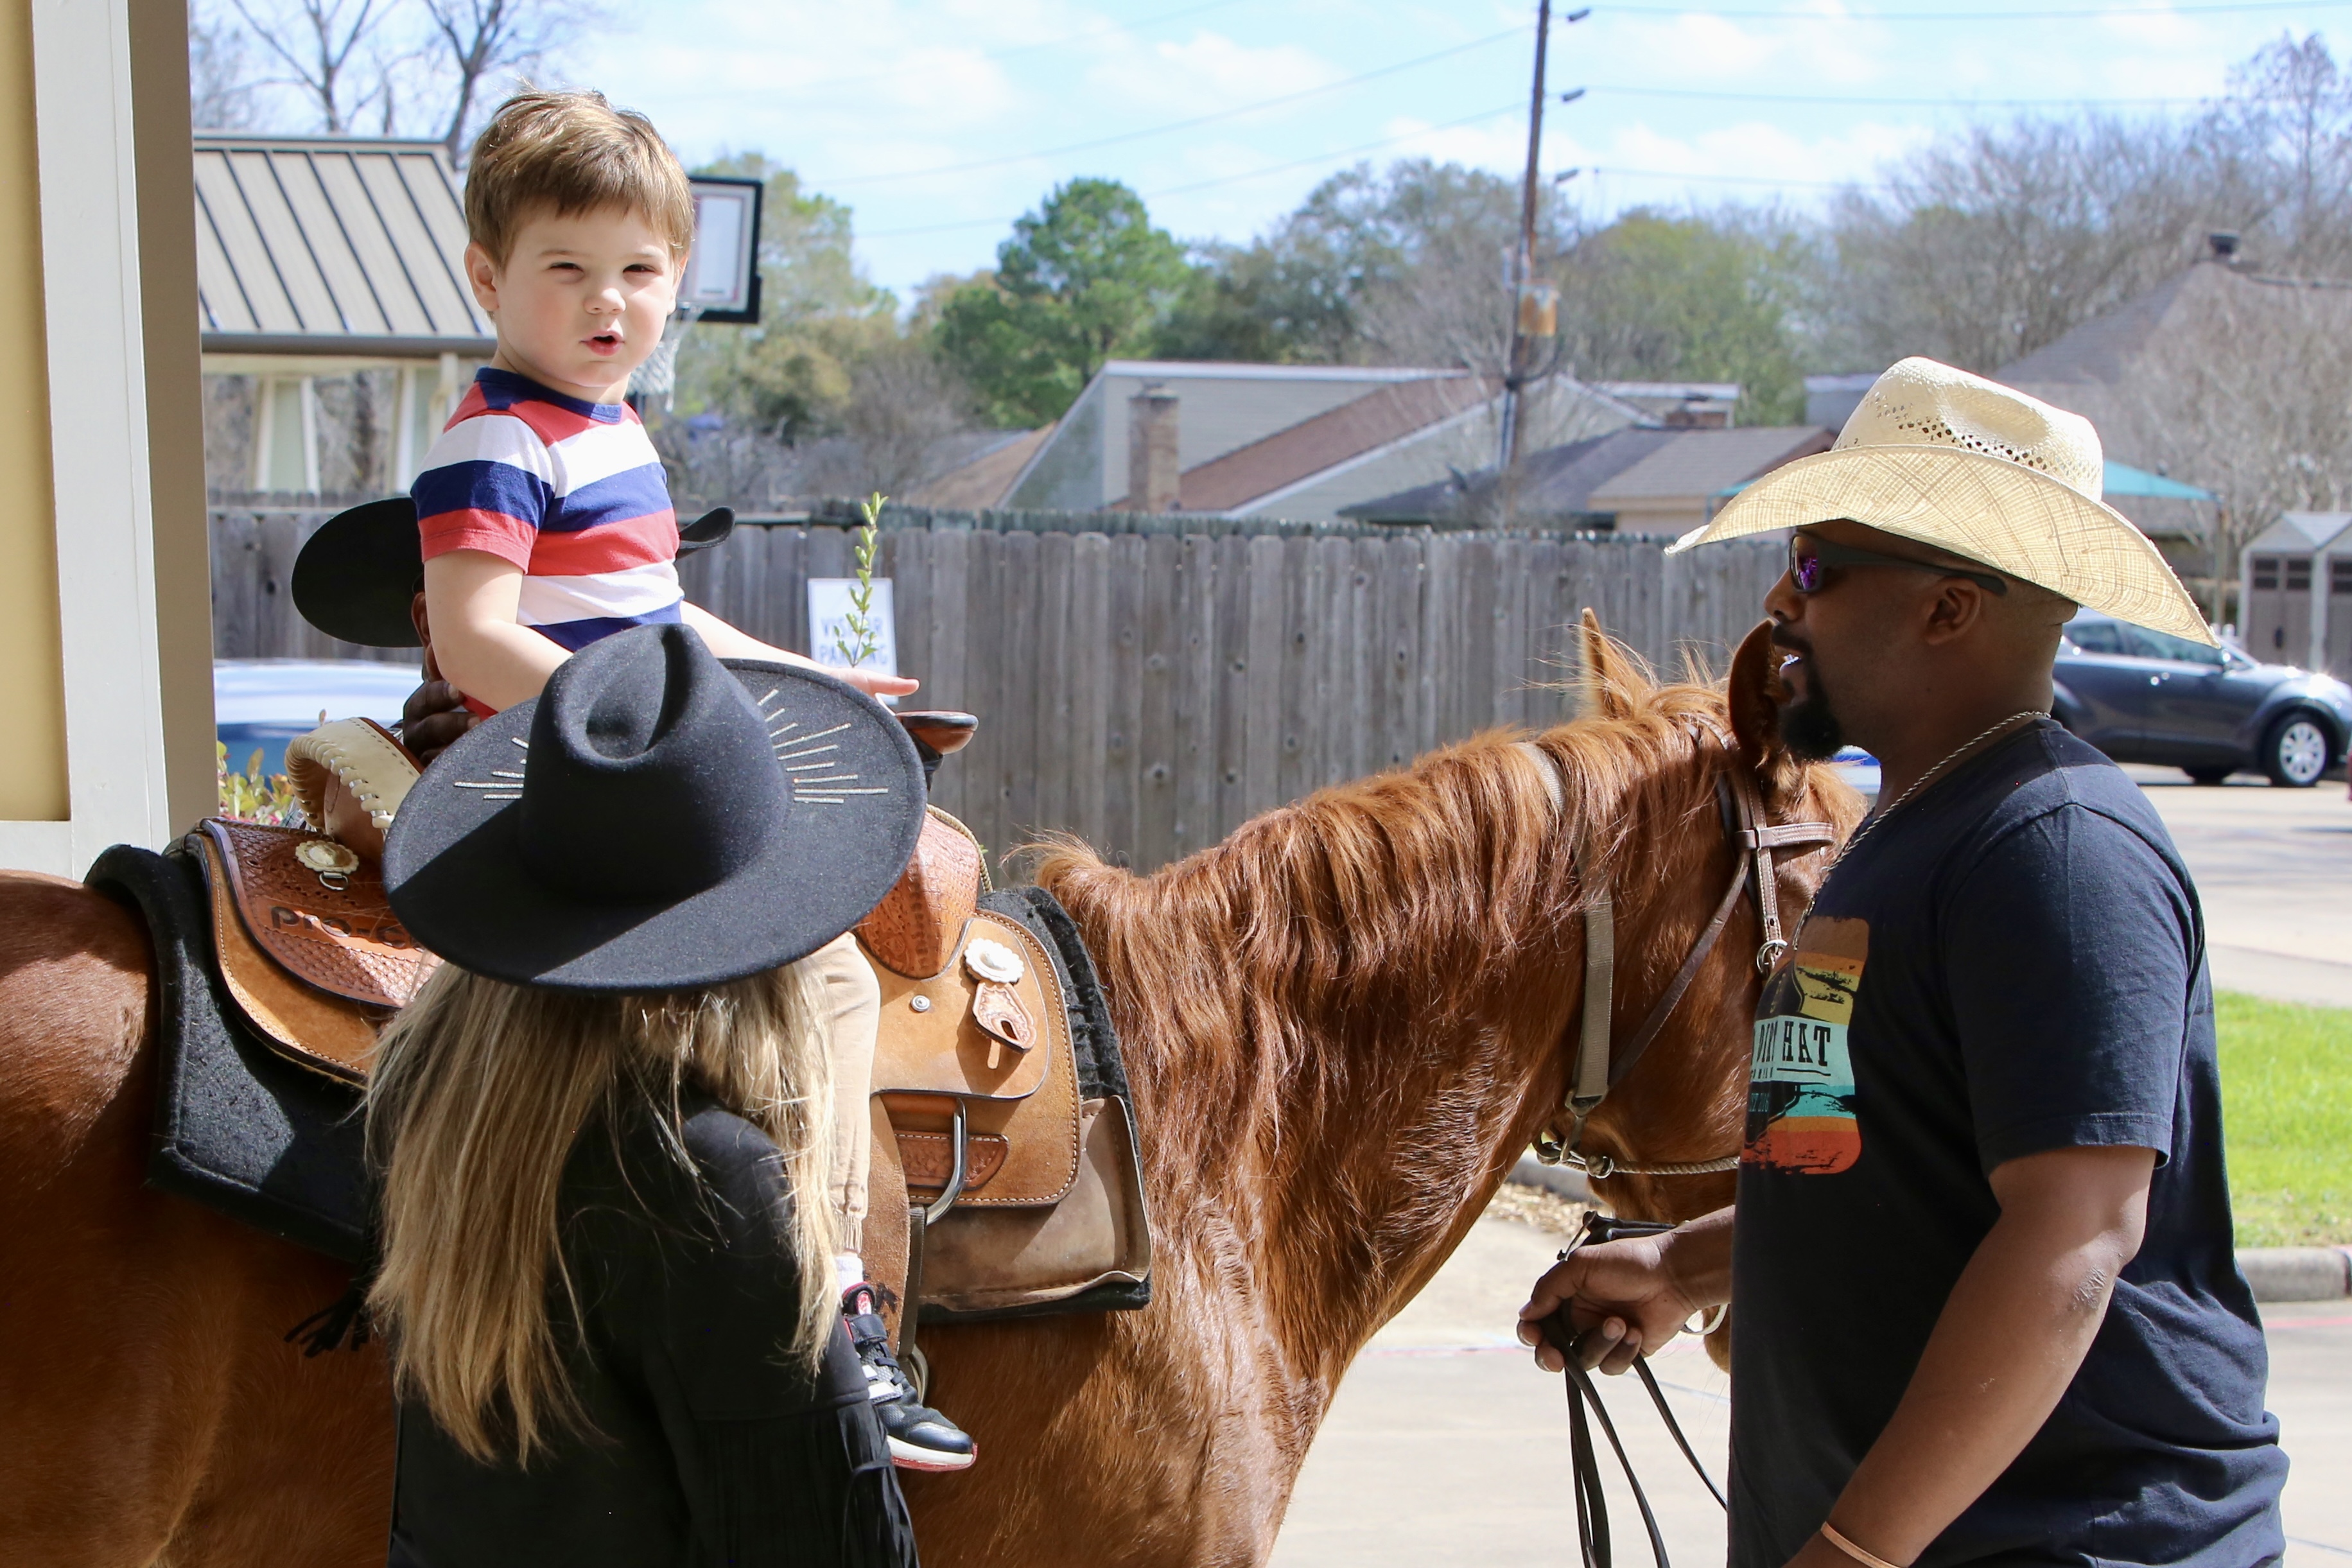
[[87, 840, 372, 1264]]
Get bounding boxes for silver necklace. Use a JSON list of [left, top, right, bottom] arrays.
[[1831, 710, 2048, 870]]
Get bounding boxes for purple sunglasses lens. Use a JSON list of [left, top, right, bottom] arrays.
[[1791, 545, 1824, 591]]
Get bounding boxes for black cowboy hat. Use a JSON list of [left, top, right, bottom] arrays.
[[291, 500, 738, 649], [382, 623, 923, 991]]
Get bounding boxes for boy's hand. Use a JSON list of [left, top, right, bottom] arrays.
[[830, 668, 920, 699]]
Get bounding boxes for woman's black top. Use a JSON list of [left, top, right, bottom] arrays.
[[387, 1093, 917, 1568]]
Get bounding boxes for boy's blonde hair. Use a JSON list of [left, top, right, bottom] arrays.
[[464, 89, 696, 266]]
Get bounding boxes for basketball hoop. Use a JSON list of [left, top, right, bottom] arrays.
[[632, 302, 706, 414]]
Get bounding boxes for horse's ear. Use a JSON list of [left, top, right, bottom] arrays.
[[1728, 618, 1802, 799], [1577, 608, 1641, 720]]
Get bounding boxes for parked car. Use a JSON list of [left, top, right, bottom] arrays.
[[214, 658, 423, 779], [2051, 613, 2352, 787]]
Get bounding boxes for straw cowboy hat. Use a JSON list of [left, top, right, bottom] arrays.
[[1669, 356, 2215, 645]]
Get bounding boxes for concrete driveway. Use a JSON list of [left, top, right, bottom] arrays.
[[1272, 1216, 2352, 1567], [2122, 765, 2352, 1007]]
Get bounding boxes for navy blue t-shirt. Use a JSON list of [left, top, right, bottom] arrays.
[[1728, 722, 2285, 1568]]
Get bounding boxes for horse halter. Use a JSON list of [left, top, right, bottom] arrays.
[[1519, 735, 1838, 1178]]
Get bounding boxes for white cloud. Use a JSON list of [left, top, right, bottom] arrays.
[[1083, 31, 1343, 116]]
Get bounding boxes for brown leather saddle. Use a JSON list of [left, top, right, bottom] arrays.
[[853, 807, 1153, 1379], [194, 709, 1150, 1366]]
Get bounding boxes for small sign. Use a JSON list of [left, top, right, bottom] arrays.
[[807, 577, 898, 681], [684, 176, 763, 324]]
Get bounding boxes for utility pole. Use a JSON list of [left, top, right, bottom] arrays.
[[1497, 4, 1584, 478], [1495, 0, 1549, 475]]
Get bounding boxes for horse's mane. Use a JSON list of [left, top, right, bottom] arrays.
[[1032, 666, 1741, 1188]]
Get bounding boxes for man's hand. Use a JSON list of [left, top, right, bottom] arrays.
[[399, 672, 476, 765], [1515, 1206, 1733, 1375]]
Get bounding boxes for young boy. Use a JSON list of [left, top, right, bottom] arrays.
[[413, 88, 973, 1473]]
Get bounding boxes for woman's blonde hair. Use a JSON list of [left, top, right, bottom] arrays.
[[365, 959, 837, 1464]]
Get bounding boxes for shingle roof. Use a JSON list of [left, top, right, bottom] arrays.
[[1165, 374, 1495, 512], [194, 135, 493, 356], [1586, 426, 1833, 503], [905, 425, 1056, 509], [1343, 425, 1831, 524]]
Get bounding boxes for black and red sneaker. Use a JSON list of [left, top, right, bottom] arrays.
[[842, 1284, 976, 1472]]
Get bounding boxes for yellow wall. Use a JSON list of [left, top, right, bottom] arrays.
[[0, 0, 67, 822]]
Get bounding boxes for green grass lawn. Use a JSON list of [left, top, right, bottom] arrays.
[[2218, 991, 2352, 1248]]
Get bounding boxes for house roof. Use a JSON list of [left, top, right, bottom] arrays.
[[904, 425, 1055, 509], [194, 135, 494, 358], [2103, 460, 2213, 502], [1343, 425, 1831, 525], [1165, 374, 1495, 512], [2249, 512, 2352, 553], [1587, 426, 1832, 504]]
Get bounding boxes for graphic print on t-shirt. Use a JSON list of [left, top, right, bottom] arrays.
[[1743, 915, 1868, 1174]]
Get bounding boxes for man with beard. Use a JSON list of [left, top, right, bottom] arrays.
[[1516, 359, 2286, 1568]]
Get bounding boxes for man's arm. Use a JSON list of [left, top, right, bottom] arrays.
[[1791, 1142, 2154, 1568], [679, 603, 919, 699], [1517, 1205, 1736, 1375]]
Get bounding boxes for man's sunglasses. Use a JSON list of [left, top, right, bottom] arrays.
[[1789, 531, 2008, 596]]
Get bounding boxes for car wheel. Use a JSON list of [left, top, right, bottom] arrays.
[[2184, 765, 2234, 786], [2260, 713, 2331, 788]]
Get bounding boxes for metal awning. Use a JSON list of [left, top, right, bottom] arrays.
[[195, 135, 494, 360]]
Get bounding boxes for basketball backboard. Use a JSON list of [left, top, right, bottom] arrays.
[[683, 175, 763, 324]]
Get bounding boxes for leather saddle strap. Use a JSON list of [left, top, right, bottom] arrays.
[[902, 1199, 928, 1395]]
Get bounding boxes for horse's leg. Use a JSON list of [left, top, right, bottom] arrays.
[[0, 875, 392, 1567], [904, 1289, 1299, 1568]]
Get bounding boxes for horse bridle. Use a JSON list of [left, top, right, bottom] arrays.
[[1518, 736, 1838, 1178], [1511, 735, 1836, 1568]]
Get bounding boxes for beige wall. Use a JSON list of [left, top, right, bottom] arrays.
[[0, 0, 68, 822]]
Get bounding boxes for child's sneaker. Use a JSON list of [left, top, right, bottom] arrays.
[[841, 1284, 977, 1472]]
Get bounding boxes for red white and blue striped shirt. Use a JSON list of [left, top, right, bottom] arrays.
[[412, 368, 683, 652]]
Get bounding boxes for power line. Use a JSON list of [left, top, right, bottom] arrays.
[[807, 27, 1524, 187], [1148, 101, 1528, 198], [859, 101, 1528, 239], [1596, 0, 2352, 17], [1583, 164, 1882, 189], [701, 0, 1252, 101], [1587, 85, 2218, 108]]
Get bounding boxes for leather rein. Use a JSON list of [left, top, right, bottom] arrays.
[[1519, 736, 1838, 1178]]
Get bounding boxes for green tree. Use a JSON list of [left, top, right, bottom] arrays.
[[937, 179, 1194, 424], [1556, 209, 1810, 425]]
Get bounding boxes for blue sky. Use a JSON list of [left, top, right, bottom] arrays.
[[569, 1, 2352, 299]]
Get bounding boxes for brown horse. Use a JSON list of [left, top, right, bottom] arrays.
[[0, 623, 1858, 1567]]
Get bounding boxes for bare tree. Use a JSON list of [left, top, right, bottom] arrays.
[[2222, 33, 2352, 270], [2110, 268, 2352, 612], [1824, 115, 2276, 374], [191, 5, 262, 128], [229, 0, 396, 134], [421, 0, 580, 164]]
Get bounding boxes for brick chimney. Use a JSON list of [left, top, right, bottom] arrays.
[[1128, 385, 1180, 512]]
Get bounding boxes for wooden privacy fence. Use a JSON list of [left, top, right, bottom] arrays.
[[212, 505, 1786, 873]]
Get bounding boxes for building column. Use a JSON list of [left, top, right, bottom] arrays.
[[0, 0, 213, 873]]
